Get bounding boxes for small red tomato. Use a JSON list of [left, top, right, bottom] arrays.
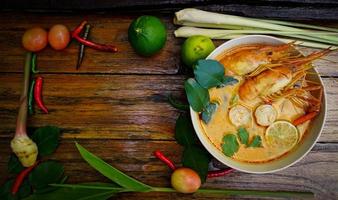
[[171, 167, 201, 193], [22, 27, 48, 52], [48, 24, 70, 50]]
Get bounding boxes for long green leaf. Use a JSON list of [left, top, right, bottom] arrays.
[[75, 142, 153, 192], [153, 187, 314, 198], [23, 187, 117, 200]]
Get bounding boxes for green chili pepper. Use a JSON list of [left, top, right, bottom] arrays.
[[76, 24, 91, 70], [31, 53, 39, 74], [28, 79, 35, 115]]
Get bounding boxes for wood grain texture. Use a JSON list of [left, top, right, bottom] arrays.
[[1, 74, 337, 142], [0, 13, 180, 75], [0, 11, 338, 200], [0, 12, 338, 75], [0, 139, 337, 199], [2, 0, 338, 20]]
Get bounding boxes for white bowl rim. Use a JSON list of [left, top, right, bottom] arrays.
[[190, 35, 327, 174]]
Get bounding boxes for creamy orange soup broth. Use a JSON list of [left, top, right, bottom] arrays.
[[199, 46, 311, 163]]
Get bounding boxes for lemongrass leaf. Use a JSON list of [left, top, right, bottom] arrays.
[[23, 187, 117, 200], [75, 142, 153, 192]]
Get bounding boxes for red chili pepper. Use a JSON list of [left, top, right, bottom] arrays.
[[11, 161, 39, 194], [154, 150, 176, 171], [34, 76, 48, 114], [72, 21, 118, 52], [154, 150, 234, 178], [293, 111, 318, 126], [207, 168, 234, 178]]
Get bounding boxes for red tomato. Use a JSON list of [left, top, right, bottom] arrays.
[[48, 24, 70, 50], [22, 27, 48, 52]]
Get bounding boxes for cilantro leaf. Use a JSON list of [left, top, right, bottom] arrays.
[[237, 127, 249, 145], [248, 135, 262, 147], [222, 134, 239, 157]]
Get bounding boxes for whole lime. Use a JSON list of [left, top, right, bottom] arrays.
[[128, 16, 167, 56], [181, 35, 215, 67]]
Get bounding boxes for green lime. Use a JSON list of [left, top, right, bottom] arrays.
[[181, 35, 215, 67], [128, 16, 167, 56]]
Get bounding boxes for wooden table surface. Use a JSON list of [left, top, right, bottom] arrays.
[[0, 11, 338, 200]]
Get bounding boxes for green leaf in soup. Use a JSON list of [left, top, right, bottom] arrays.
[[32, 126, 60, 157], [29, 161, 64, 190], [8, 154, 24, 174], [237, 127, 249, 145], [194, 59, 225, 89], [201, 102, 218, 124], [248, 135, 262, 148], [222, 134, 239, 157], [184, 78, 210, 112], [217, 76, 239, 88], [75, 142, 153, 192], [182, 146, 211, 183], [175, 113, 199, 146]]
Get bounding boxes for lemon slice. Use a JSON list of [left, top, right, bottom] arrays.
[[265, 121, 299, 151], [229, 105, 251, 127], [255, 104, 277, 126]]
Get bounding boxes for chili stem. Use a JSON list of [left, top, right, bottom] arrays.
[[31, 53, 39, 73]]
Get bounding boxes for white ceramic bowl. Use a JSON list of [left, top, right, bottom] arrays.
[[190, 35, 326, 173]]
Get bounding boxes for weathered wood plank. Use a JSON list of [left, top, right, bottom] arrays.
[[0, 74, 337, 142], [0, 13, 338, 76], [0, 140, 337, 199], [2, 1, 338, 20], [0, 13, 180, 74]]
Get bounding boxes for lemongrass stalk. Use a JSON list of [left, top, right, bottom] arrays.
[[173, 20, 257, 30], [258, 19, 338, 32], [11, 52, 38, 167], [174, 8, 338, 43], [174, 26, 338, 49], [177, 28, 336, 36], [153, 187, 313, 198]]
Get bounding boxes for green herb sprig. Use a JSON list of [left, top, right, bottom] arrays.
[[222, 128, 263, 157]]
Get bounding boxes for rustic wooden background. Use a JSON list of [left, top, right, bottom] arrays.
[[0, 4, 338, 200]]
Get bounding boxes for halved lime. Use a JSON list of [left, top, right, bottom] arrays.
[[265, 121, 299, 150]]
